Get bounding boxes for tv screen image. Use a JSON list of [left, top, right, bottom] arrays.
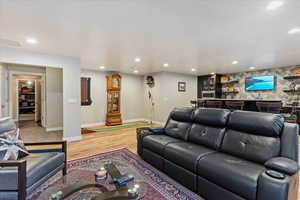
[[245, 75, 275, 91]]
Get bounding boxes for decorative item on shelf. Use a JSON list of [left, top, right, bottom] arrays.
[[21, 87, 30, 94], [228, 86, 234, 92], [291, 67, 300, 76], [289, 81, 296, 91], [178, 82, 186, 92], [220, 76, 230, 83], [106, 74, 122, 126]]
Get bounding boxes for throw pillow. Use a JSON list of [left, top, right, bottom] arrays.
[[0, 128, 29, 160], [0, 117, 17, 134]]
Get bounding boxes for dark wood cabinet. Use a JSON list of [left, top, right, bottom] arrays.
[[197, 74, 223, 98]]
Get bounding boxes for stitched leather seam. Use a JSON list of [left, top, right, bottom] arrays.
[[194, 151, 217, 173]]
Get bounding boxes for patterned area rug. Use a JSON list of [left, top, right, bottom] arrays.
[[29, 149, 201, 200]]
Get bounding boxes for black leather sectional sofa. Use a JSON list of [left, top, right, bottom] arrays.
[[137, 107, 299, 200]]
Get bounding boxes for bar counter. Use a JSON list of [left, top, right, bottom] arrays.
[[197, 98, 283, 111]]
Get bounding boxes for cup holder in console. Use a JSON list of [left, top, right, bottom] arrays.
[[265, 170, 285, 179]]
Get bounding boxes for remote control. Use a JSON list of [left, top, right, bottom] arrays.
[[115, 174, 134, 187]]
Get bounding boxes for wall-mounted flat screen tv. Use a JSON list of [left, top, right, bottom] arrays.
[[245, 75, 275, 91]]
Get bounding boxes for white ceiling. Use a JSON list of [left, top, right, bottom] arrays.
[[0, 0, 300, 75]]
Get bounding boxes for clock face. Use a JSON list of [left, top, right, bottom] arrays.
[[113, 78, 119, 88]]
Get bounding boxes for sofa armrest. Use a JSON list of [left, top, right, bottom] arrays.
[[0, 160, 27, 200], [257, 171, 299, 200], [25, 141, 67, 153], [265, 157, 299, 175], [25, 141, 67, 175], [148, 127, 165, 134], [137, 128, 165, 156]]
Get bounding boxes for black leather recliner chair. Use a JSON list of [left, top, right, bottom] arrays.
[[137, 107, 299, 200]]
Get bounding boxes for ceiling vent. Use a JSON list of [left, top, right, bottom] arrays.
[[0, 39, 21, 47]]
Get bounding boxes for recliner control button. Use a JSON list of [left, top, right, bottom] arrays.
[[265, 170, 285, 179]]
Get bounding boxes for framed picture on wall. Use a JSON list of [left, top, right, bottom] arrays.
[[178, 82, 186, 92]]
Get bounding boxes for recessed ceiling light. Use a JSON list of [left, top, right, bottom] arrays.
[[266, 1, 284, 11], [99, 66, 105, 69], [134, 57, 141, 63], [210, 72, 215, 75], [26, 38, 38, 44], [27, 81, 32, 85], [288, 28, 300, 35], [249, 67, 256, 70], [134, 70, 139, 73], [232, 60, 239, 65], [163, 63, 169, 67], [191, 68, 196, 72]]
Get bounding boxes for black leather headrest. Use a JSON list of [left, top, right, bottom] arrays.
[[228, 110, 284, 137], [169, 107, 194, 122], [193, 108, 230, 127]]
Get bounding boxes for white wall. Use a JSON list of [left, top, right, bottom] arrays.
[[81, 70, 145, 126], [0, 47, 81, 142], [46, 68, 63, 130], [144, 72, 197, 123], [0, 64, 6, 118], [1, 65, 9, 117], [121, 73, 145, 121]]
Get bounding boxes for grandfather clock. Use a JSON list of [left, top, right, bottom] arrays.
[[106, 74, 122, 126]]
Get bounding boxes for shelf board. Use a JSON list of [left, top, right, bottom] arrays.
[[19, 93, 35, 95], [283, 76, 300, 80], [220, 80, 239, 84], [19, 106, 35, 109], [283, 90, 300, 93], [223, 91, 239, 94]]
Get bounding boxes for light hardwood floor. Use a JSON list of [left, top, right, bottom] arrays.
[[68, 125, 139, 160]]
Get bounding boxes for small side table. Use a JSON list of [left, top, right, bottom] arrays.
[[136, 127, 150, 140]]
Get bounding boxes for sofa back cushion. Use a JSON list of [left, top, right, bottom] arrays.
[[165, 107, 194, 140], [221, 110, 284, 164], [188, 108, 230, 149]]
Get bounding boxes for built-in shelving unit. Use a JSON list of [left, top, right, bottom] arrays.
[[197, 74, 223, 98], [18, 80, 35, 121], [220, 77, 239, 97]]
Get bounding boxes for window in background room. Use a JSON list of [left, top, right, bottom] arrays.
[[81, 77, 92, 106]]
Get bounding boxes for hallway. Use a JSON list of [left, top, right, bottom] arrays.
[[18, 120, 63, 143]]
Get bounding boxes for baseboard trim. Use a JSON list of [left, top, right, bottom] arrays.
[[81, 119, 164, 128], [81, 122, 105, 128], [46, 127, 63, 132], [123, 118, 148, 123], [81, 119, 148, 128], [63, 135, 82, 142], [145, 119, 165, 126]]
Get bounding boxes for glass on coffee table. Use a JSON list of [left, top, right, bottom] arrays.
[[36, 168, 147, 200]]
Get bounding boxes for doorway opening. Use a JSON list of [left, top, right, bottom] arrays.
[[17, 76, 42, 128], [1, 63, 64, 142]]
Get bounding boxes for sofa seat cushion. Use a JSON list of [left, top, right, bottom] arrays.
[[143, 135, 182, 155], [0, 152, 65, 190], [197, 153, 265, 200], [164, 142, 215, 173]]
